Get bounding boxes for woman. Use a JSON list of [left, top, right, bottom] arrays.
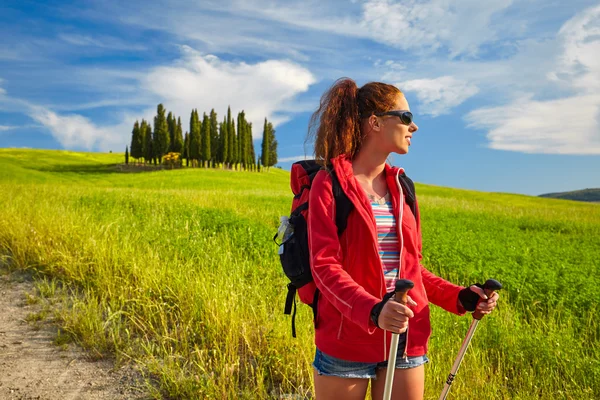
[[306, 78, 499, 400]]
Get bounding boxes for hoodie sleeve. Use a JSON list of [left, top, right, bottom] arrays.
[[420, 264, 466, 315], [308, 171, 381, 333]]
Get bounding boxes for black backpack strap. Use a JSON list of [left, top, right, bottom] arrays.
[[398, 173, 417, 218], [328, 168, 353, 236], [312, 288, 320, 329], [284, 283, 298, 338]]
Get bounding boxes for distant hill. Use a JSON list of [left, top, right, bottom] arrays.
[[539, 188, 600, 202]]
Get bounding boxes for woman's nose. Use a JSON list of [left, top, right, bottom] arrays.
[[409, 122, 418, 132]]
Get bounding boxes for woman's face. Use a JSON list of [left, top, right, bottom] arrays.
[[376, 94, 419, 155]]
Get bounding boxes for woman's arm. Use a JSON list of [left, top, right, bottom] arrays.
[[420, 265, 466, 315]]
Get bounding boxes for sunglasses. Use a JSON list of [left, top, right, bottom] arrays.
[[374, 110, 414, 125]]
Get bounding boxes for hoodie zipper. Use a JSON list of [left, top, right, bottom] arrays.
[[395, 169, 409, 361], [352, 166, 406, 361]]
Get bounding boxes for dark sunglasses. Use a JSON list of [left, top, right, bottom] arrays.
[[374, 110, 414, 125]]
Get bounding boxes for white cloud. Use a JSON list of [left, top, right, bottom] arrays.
[[550, 4, 600, 92], [399, 76, 480, 116], [0, 125, 40, 132], [141, 46, 316, 139], [58, 33, 147, 51], [100, 0, 520, 62], [466, 5, 600, 155], [27, 106, 128, 152], [217, 0, 517, 57], [278, 155, 311, 163], [358, 0, 519, 57], [466, 94, 600, 154]]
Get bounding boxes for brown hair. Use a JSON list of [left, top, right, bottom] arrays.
[[307, 78, 402, 166]]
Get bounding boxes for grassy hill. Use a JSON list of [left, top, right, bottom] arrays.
[[539, 188, 600, 202], [1, 149, 599, 399]]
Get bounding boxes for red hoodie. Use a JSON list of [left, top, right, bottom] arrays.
[[307, 154, 466, 363]]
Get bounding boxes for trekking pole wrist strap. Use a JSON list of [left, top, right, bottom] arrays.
[[370, 292, 395, 328]]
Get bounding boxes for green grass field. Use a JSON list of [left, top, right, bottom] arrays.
[[0, 148, 598, 399]]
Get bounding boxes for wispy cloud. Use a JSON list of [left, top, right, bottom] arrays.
[[278, 154, 311, 163], [0, 124, 42, 132], [466, 5, 600, 155], [399, 76, 480, 116], [466, 94, 600, 154], [549, 4, 600, 92], [58, 33, 147, 51], [207, 0, 522, 58], [27, 106, 128, 152], [360, 0, 516, 57]]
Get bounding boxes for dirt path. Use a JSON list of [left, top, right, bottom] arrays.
[[0, 270, 149, 400]]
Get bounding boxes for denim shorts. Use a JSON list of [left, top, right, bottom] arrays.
[[312, 334, 429, 379]]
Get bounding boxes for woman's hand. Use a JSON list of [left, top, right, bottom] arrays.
[[469, 285, 499, 315], [377, 296, 417, 333], [459, 285, 499, 315]]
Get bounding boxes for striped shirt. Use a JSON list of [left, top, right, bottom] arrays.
[[370, 194, 400, 292]]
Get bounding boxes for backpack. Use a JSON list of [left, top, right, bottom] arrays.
[[275, 160, 418, 338], [274, 160, 353, 338]]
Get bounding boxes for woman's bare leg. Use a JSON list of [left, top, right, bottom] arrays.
[[313, 368, 370, 400], [370, 365, 425, 400]]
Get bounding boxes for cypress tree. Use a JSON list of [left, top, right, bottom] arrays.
[[268, 122, 278, 168], [130, 120, 142, 163], [144, 123, 153, 165], [201, 112, 211, 167], [154, 104, 170, 163], [261, 118, 269, 169], [188, 109, 195, 164], [218, 119, 225, 167], [196, 110, 203, 164], [233, 119, 238, 168], [139, 119, 147, 165], [173, 117, 184, 154], [189, 109, 200, 166], [167, 112, 175, 152], [125, 146, 129, 165], [184, 131, 191, 167], [247, 122, 255, 171], [222, 116, 228, 166], [209, 109, 219, 166], [224, 106, 231, 166], [237, 111, 245, 169]]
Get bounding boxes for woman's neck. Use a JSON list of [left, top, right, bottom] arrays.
[[352, 147, 389, 183]]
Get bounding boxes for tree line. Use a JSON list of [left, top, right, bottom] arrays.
[[127, 104, 278, 170]]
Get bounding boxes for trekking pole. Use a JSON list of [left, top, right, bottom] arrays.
[[383, 279, 414, 400], [438, 279, 502, 400]]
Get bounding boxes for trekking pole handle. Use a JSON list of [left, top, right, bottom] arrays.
[[472, 279, 502, 320], [383, 279, 414, 400], [394, 279, 414, 305]]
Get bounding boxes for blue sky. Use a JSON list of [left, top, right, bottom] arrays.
[[1, 0, 599, 195]]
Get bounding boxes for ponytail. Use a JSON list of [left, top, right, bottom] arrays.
[[307, 78, 402, 166]]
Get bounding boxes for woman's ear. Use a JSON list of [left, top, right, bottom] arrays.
[[369, 115, 381, 132]]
